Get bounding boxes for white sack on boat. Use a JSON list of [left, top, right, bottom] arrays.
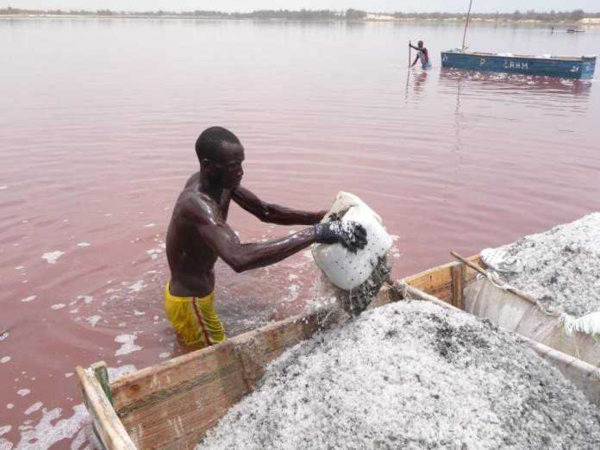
[[312, 192, 393, 291], [562, 312, 600, 337], [464, 277, 600, 367]]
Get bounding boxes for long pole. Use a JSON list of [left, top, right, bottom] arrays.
[[408, 40, 412, 67], [461, 0, 473, 51]]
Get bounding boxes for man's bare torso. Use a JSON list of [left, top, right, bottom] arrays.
[[166, 173, 231, 298]]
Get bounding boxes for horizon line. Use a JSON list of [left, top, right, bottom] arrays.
[[1, 7, 599, 15]]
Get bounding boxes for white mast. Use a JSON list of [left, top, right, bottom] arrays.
[[461, 0, 474, 51]]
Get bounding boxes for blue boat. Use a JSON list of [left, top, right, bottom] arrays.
[[441, 51, 596, 80]]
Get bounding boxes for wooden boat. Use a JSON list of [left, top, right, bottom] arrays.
[[567, 28, 586, 33], [77, 255, 600, 449], [441, 51, 597, 80], [441, 1, 595, 80]]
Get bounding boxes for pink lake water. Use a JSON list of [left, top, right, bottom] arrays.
[[0, 18, 599, 448]]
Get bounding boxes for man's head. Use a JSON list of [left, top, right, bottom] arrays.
[[418, 40, 424, 48], [196, 127, 244, 189]]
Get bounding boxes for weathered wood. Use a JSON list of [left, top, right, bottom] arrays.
[[76, 366, 137, 450], [109, 304, 341, 449], [403, 255, 481, 305], [92, 361, 114, 406], [404, 262, 454, 303], [451, 263, 465, 309]]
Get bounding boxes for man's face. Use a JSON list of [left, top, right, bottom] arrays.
[[210, 142, 245, 189]]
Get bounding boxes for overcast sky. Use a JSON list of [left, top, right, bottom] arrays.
[[5, 1, 599, 13]]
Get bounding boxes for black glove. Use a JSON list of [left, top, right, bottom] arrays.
[[313, 221, 368, 253]]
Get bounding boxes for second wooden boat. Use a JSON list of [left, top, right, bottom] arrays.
[[441, 51, 596, 79]]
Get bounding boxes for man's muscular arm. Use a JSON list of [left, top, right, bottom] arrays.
[[187, 195, 366, 273], [232, 186, 326, 226]]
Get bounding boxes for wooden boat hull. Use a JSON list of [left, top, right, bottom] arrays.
[[441, 51, 596, 79], [77, 255, 600, 449]]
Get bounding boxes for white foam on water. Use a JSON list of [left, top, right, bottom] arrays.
[[20, 295, 36, 303], [76, 295, 93, 304], [50, 304, 66, 310], [146, 248, 162, 260], [70, 423, 97, 450], [1, 357, 11, 364], [133, 310, 145, 316], [7, 404, 14, 409], [41, 251, 64, 264], [0, 426, 10, 436], [144, 223, 156, 228], [159, 352, 170, 359], [76, 242, 90, 247], [114, 335, 142, 356], [24, 402, 43, 416], [0, 186, 7, 190], [14, 266, 24, 270], [15, 404, 89, 449], [17, 389, 30, 397], [64, 373, 74, 378], [127, 280, 145, 293], [86, 316, 101, 327]]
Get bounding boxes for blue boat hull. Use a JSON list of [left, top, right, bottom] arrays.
[[441, 51, 596, 80]]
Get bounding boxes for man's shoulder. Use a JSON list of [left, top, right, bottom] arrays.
[[176, 188, 215, 219]]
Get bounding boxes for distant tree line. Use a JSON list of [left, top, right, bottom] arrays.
[[0, 7, 597, 23], [391, 9, 591, 23]]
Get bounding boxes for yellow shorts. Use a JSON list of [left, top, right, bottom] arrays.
[[164, 283, 226, 347]]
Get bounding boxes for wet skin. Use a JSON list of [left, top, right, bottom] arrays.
[[166, 142, 327, 298]]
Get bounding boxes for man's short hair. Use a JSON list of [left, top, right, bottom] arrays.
[[195, 127, 240, 163]]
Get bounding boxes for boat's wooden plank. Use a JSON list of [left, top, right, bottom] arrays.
[[76, 366, 137, 450], [120, 368, 247, 449], [404, 263, 454, 303], [111, 341, 242, 411], [110, 304, 341, 448], [451, 263, 465, 309], [404, 256, 481, 307]]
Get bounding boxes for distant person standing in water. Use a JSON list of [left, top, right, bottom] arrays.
[[165, 127, 367, 348], [410, 40, 430, 69]]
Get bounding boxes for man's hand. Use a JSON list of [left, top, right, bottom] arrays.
[[313, 221, 368, 253]]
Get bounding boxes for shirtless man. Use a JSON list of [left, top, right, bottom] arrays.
[[165, 126, 367, 348], [410, 40, 430, 69]]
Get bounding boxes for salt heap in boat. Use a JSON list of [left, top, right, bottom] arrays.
[[481, 212, 600, 329], [200, 301, 600, 449]]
